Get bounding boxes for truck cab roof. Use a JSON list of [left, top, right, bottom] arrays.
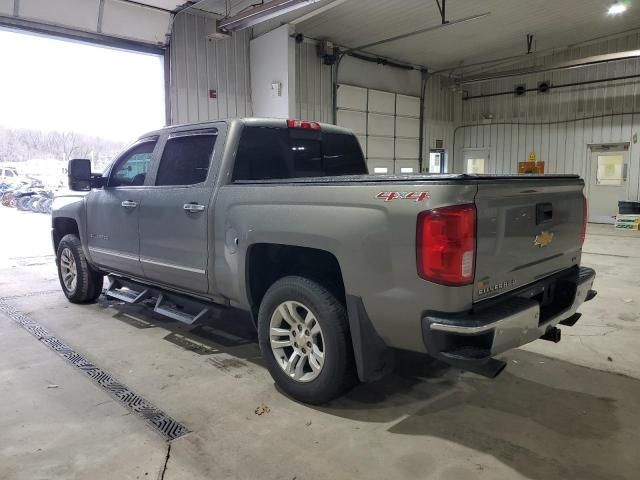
[[138, 118, 354, 141]]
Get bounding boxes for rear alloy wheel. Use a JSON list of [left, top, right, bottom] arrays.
[[56, 234, 104, 303], [269, 300, 325, 382], [258, 276, 356, 404]]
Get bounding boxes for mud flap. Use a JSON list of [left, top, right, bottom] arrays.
[[346, 295, 394, 382]]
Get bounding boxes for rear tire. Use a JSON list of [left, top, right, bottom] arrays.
[[258, 276, 357, 404], [56, 234, 104, 303]]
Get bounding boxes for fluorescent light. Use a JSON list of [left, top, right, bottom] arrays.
[[220, 0, 322, 32], [608, 2, 628, 15]]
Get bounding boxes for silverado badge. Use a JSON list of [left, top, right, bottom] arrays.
[[534, 230, 554, 248]]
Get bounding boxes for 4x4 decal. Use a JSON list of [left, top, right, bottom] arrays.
[[376, 191, 431, 202]]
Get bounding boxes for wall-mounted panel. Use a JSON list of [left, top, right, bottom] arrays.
[[337, 109, 366, 135], [367, 136, 394, 159], [170, 12, 252, 124], [368, 89, 395, 115], [20, 0, 100, 31], [250, 25, 293, 118], [336, 84, 367, 111]]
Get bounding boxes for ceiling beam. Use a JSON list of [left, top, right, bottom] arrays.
[[290, 0, 349, 24], [344, 12, 491, 54], [459, 49, 640, 84]]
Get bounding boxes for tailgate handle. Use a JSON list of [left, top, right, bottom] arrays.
[[536, 202, 553, 225]]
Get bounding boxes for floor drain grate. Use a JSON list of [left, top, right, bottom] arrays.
[[0, 299, 189, 440], [0, 289, 62, 301]]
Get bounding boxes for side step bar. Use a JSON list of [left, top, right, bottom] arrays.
[[105, 277, 151, 304], [104, 275, 214, 325], [154, 293, 210, 325]]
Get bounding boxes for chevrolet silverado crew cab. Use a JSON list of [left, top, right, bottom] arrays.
[[52, 118, 596, 404]]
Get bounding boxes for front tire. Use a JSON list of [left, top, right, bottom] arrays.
[[56, 234, 104, 303], [258, 276, 357, 404]]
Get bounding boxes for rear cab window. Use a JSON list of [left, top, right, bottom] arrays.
[[232, 125, 366, 181]]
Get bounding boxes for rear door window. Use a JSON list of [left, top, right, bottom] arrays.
[[232, 126, 366, 181], [155, 132, 217, 186]]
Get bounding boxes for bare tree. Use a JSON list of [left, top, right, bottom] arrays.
[[0, 127, 125, 165]]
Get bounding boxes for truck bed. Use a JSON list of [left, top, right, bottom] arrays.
[[233, 174, 581, 185]]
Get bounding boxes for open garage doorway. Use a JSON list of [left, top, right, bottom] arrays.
[[0, 28, 165, 189]]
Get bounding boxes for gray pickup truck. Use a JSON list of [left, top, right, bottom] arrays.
[[52, 118, 596, 404]]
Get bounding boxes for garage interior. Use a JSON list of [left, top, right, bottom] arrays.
[[1, 1, 640, 479]]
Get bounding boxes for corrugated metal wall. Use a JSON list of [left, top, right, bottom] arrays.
[[295, 41, 333, 123], [170, 12, 252, 124], [455, 33, 640, 200], [424, 73, 456, 153]]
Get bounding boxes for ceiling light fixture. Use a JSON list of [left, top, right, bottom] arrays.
[[608, 1, 628, 15], [219, 0, 322, 32]]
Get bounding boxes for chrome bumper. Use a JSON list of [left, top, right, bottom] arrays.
[[422, 267, 596, 365]]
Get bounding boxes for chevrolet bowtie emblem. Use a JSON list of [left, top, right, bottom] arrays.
[[534, 231, 554, 247]]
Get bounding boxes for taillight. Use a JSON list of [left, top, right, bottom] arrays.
[[287, 119, 321, 130], [417, 204, 477, 286], [581, 195, 587, 245]]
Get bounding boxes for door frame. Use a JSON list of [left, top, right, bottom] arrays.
[[462, 147, 491, 174], [585, 143, 630, 223], [136, 121, 228, 296]]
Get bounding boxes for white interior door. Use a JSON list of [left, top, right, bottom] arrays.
[[462, 148, 490, 174], [587, 149, 629, 224]]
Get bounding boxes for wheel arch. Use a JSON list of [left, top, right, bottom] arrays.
[[245, 243, 393, 383], [52, 217, 80, 253], [245, 243, 346, 324]]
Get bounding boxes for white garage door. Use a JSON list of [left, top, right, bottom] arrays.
[[336, 84, 421, 175]]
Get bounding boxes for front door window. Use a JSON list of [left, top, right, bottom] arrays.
[[109, 141, 157, 187]]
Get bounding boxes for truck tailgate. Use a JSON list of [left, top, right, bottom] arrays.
[[474, 178, 585, 302]]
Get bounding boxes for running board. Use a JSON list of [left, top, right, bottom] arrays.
[[104, 275, 214, 325], [154, 294, 210, 325], [105, 277, 151, 304]]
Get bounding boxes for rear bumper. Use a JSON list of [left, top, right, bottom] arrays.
[[421, 266, 596, 372]]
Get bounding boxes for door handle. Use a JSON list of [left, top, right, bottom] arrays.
[[121, 200, 137, 208], [183, 203, 206, 213]]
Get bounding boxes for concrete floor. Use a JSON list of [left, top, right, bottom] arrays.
[[1, 206, 639, 480]]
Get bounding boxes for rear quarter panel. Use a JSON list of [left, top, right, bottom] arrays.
[[213, 181, 477, 352]]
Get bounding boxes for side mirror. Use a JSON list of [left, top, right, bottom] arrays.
[[68, 159, 103, 191], [67, 158, 107, 192]]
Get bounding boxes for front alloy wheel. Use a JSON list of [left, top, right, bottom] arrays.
[[56, 234, 104, 304], [59, 247, 78, 293], [269, 301, 325, 382]]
